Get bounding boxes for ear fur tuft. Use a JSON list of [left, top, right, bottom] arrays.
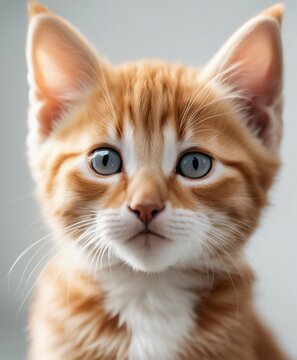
[[27, 2, 51, 19], [261, 3, 285, 24]]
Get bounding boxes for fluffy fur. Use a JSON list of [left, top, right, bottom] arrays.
[[26, 2, 287, 359]]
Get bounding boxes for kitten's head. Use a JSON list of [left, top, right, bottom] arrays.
[[26, 3, 283, 273]]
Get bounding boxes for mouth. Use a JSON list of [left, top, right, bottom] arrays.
[[126, 230, 168, 248]]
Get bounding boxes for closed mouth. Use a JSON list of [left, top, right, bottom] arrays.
[[127, 230, 167, 242]]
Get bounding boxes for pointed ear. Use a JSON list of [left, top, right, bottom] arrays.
[[201, 4, 284, 152], [26, 3, 99, 138]]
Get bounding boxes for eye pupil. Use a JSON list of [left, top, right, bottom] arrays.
[[192, 156, 199, 170], [102, 154, 109, 167]]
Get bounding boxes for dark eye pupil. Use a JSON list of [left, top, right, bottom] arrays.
[[192, 156, 199, 170], [102, 154, 109, 167]]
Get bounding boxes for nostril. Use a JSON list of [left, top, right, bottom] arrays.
[[128, 206, 140, 217], [152, 205, 164, 218], [133, 208, 141, 219], [151, 209, 159, 218]]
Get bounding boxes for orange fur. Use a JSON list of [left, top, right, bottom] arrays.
[[26, 3, 287, 359]]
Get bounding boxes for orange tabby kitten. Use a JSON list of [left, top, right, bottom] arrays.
[[26, 2, 287, 359]]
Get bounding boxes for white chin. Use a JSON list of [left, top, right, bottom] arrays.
[[115, 234, 175, 273]]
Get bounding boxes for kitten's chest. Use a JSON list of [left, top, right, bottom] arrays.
[[99, 270, 203, 360]]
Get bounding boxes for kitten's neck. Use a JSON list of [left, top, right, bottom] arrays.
[[97, 267, 212, 360]]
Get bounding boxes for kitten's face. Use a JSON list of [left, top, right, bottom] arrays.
[[27, 5, 283, 273]]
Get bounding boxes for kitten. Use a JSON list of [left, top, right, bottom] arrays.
[[26, 2, 287, 360]]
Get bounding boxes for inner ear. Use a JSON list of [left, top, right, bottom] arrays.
[[243, 97, 273, 147], [27, 12, 100, 138], [202, 14, 283, 152], [226, 20, 282, 106], [226, 20, 283, 150]]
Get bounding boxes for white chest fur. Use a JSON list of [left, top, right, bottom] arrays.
[[99, 269, 207, 360]]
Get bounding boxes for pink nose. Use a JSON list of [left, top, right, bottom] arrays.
[[128, 203, 164, 225]]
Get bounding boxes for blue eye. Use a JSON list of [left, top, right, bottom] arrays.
[[177, 152, 212, 179], [90, 148, 122, 176]]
